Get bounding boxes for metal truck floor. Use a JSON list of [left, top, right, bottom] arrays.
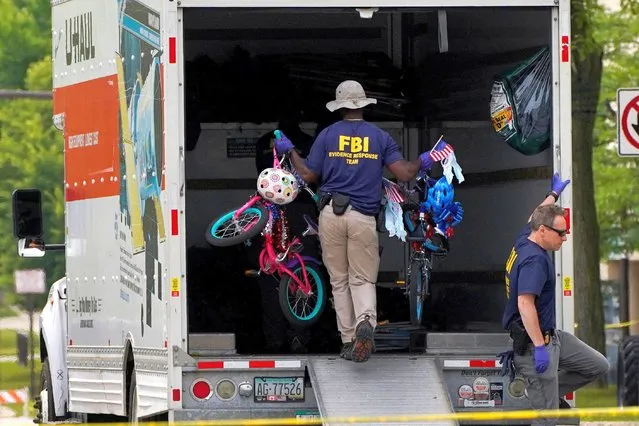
[[308, 354, 457, 426]]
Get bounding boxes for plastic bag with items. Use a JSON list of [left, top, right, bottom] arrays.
[[490, 46, 552, 156]]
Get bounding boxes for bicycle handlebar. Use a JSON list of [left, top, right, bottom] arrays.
[[271, 132, 318, 202]]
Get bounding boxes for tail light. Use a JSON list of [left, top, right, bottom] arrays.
[[190, 379, 213, 401]]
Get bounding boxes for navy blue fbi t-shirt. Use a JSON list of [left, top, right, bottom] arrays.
[[502, 224, 556, 332], [305, 120, 403, 215]]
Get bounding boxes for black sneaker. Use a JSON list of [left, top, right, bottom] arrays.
[[559, 398, 571, 409], [352, 316, 374, 363], [340, 341, 354, 360]]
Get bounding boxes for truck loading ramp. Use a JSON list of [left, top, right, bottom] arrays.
[[308, 355, 457, 426]]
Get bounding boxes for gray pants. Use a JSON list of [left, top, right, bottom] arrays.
[[514, 329, 610, 426]]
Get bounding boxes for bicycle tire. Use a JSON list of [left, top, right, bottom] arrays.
[[279, 264, 326, 327], [205, 203, 268, 247], [409, 259, 429, 326]]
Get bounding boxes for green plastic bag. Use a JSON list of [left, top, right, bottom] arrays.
[[490, 47, 551, 155]]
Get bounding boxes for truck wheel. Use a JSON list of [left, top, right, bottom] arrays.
[[617, 335, 639, 406], [128, 373, 138, 423], [37, 358, 57, 423]]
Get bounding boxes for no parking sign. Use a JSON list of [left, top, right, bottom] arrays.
[[618, 88, 639, 156]]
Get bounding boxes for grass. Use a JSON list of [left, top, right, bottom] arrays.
[[575, 385, 639, 423], [0, 326, 41, 419], [0, 360, 41, 418], [0, 329, 39, 357], [577, 385, 618, 408], [0, 305, 16, 318]]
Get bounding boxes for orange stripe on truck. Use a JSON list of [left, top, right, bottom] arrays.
[[53, 75, 121, 202]]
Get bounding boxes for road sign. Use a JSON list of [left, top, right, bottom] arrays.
[[14, 269, 45, 294], [617, 88, 639, 156]]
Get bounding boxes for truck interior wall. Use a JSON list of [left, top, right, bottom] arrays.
[[182, 7, 552, 351]]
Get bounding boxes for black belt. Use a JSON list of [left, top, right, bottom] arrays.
[[323, 198, 377, 217], [509, 320, 555, 354]]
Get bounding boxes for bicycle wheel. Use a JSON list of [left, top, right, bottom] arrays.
[[409, 259, 429, 326], [279, 264, 326, 327], [205, 203, 268, 247]]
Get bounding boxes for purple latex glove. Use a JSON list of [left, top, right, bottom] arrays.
[[533, 344, 550, 374], [419, 152, 434, 172], [551, 173, 570, 196], [273, 130, 295, 155]]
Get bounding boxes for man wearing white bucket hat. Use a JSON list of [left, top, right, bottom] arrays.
[[274, 80, 434, 362]]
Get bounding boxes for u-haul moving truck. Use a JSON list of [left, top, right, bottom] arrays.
[[14, 0, 576, 423]]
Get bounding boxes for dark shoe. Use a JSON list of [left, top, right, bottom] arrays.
[[352, 316, 374, 363], [559, 398, 571, 409], [340, 341, 354, 360]]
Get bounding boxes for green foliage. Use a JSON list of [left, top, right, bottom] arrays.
[[593, 2, 639, 258], [0, 1, 64, 309], [571, 0, 604, 61], [0, 95, 65, 308], [25, 56, 52, 91], [0, 0, 51, 89]]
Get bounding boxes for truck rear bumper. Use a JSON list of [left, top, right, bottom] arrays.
[[173, 408, 320, 422]]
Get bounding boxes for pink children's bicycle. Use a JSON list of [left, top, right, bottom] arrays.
[[205, 131, 326, 327]]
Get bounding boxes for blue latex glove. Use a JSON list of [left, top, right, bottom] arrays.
[[419, 152, 433, 172], [551, 173, 570, 196], [273, 130, 295, 155], [533, 345, 550, 374]]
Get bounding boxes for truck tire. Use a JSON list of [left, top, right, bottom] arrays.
[[36, 358, 57, 423], [128, 372, 138, 422], [617, 335, 639, 406]]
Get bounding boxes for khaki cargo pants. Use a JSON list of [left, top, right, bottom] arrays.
[[318, 203, 379, 343]]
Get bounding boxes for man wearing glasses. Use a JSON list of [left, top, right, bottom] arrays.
[[501, 173, 609, 425]]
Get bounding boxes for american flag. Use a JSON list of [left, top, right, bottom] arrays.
[[429, 137, 454, 162], [382, 178, 406, 204]]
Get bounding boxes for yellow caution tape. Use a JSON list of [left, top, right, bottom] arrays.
[[72, 406, 639, 425], [605, 319, 639, 329]]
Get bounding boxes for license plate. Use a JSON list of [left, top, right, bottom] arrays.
[[254, 376, 304, 403]]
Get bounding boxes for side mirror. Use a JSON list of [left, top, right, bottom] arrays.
[[12, 189, 43, 239], [17, 238, 46, 258]]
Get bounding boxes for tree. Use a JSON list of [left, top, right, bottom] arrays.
[[0, 0, 51, 89], [572, 0, 639, 387], [0, 0, 63, 308], [571, 0, 607, 372], [593, 5, 639, 259], [0, 56, 64, 309]]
